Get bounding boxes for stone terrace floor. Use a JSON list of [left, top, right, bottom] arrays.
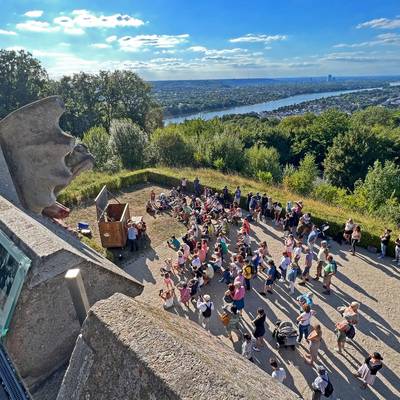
[[70, 184, 400, 400]]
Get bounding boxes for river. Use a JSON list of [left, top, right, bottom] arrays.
[[164, 87, 380, 125]]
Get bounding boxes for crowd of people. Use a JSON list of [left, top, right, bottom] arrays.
[[150, 177, 390, 399]]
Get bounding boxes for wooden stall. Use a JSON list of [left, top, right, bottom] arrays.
[[95, 186, 130, 248]]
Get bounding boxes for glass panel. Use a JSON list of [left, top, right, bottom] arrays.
[[0, 230, 31, 337]]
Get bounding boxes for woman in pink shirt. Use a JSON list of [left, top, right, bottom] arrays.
[[232, 282, 246, 315], [198, 239, 208, 263]]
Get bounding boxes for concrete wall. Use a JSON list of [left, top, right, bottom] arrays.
[[58, 294, 299, 400], [0, 195, 144, 388]]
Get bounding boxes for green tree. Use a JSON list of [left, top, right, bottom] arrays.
[[350, 106, 396, 128], [290, 109, 349, 165], [82, 126, 113, 170], [149, 126, 193, 166], [205, 133, 245, 172], [324, 126, 393, 189], [245, 145, 282, 181], [0, 50, 48, 118], [109, 119, 148, 169], [354, 160, 400, 213], [283, 154, 318, 195], [55, 73, 101, 136]]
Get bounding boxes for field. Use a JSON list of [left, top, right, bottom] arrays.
[[66, 181, 400, 400]]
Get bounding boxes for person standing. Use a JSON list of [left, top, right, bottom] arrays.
[[307, 225, 319, 250], [181, 177, 187, 193], [314, 241, 328, 280], [305, 324, 323, 366], [287, 260, 300, 294], [297, 304, 315, 343], [378, 229, 391, 259], [350, 225, 361, 256], [222, 304, 241, 341], [259, 259, 277, 295], [193, 177, 201, 197], [197, 294, 214, 330], [234, 186, 241, 204], [299, 246, 313, 285], [311, 366, 330, 400], [270, 358, 287, 384], [242, 263, 253, 291], [355, 352, 383, 390], [323, 255, 336, 295], [279, 251, 291, 282], [127, 223, 139, 252], [394, 233, 400, 266], [252, 308, 266, 351], [232, 282, 245, 315], [241, 333, 254, 362]]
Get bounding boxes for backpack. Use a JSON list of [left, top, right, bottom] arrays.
[[275, 269, 282, 280], [322, 377, 334, 397], [345, 324, 356, 339], [202, 303, 212, 318], [220, 312, 230, 326], [243, 265, 252, 279]]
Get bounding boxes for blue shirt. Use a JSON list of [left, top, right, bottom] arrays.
[[308, 230, 317, 242], [128, 227, 138, 240]]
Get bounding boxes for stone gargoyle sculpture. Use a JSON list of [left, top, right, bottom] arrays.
[[0, 96, 94, 215]]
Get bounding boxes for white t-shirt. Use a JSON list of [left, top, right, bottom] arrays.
[[272, 368, 286, 383], [317, 248, 327, 262], [299, 311, 312, 326], [192, 257, 201, 269]]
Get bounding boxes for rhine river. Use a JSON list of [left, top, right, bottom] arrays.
[[164, 87, 379, 125]]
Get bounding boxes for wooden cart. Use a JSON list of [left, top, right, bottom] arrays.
[[95, 186, 130, 248]]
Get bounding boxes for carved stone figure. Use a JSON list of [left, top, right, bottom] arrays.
[[0, 96, 94, 214]]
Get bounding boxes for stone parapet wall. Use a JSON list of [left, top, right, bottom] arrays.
[[58, 293, 299, 400]]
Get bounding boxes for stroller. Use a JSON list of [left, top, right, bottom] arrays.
[[272, 320, 298, 350]]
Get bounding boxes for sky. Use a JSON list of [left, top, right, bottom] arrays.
[[0, 0, 399, 80]]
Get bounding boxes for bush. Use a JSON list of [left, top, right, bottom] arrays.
[[256, 171, 273, 184], [82, 126, 115, 171], [109, 119, 148, 169], [312, 182, 347, 206], [245, 145, 281, 182], [283, 154, 318, 195], [149, 127, 194, 166]]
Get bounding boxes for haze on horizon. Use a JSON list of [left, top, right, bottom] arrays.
[[0, 0, 399, 80]]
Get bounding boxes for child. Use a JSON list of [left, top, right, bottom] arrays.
[[163, 272, 174, 290], [159, 288, 175, 309], [241, 333, 254, 362], [287, 261, 300, 294], [177, 281, 191, 308], [270, 358, 287, 383]]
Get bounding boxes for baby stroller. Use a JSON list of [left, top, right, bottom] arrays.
[[272, 320, 298, 350]]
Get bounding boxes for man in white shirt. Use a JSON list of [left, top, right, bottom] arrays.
[[270, 358, 287, 384], [311, 366, 329, 400], [197, 294, 214, 331], [314, 241, 328, 280]]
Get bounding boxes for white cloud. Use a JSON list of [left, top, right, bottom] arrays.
[[229, 34, 287, 43], [118, 34, 189, 51], [16, 20, 59, 33], [106, 35, 118, 43], [357, 17, 400, 30], [91, 43, 111, 49], [188, 46, 248, 56], [24, 10, 44, 18], [334, 32, 400, 48], [0, 29, 17, 35], [59, 42, 71, 47], [53, 10, 144, 33]]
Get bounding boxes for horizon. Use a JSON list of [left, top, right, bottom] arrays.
[[1, 1, 400, 79]]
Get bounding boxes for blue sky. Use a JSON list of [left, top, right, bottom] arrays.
[[0, 0, 399, 80]]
